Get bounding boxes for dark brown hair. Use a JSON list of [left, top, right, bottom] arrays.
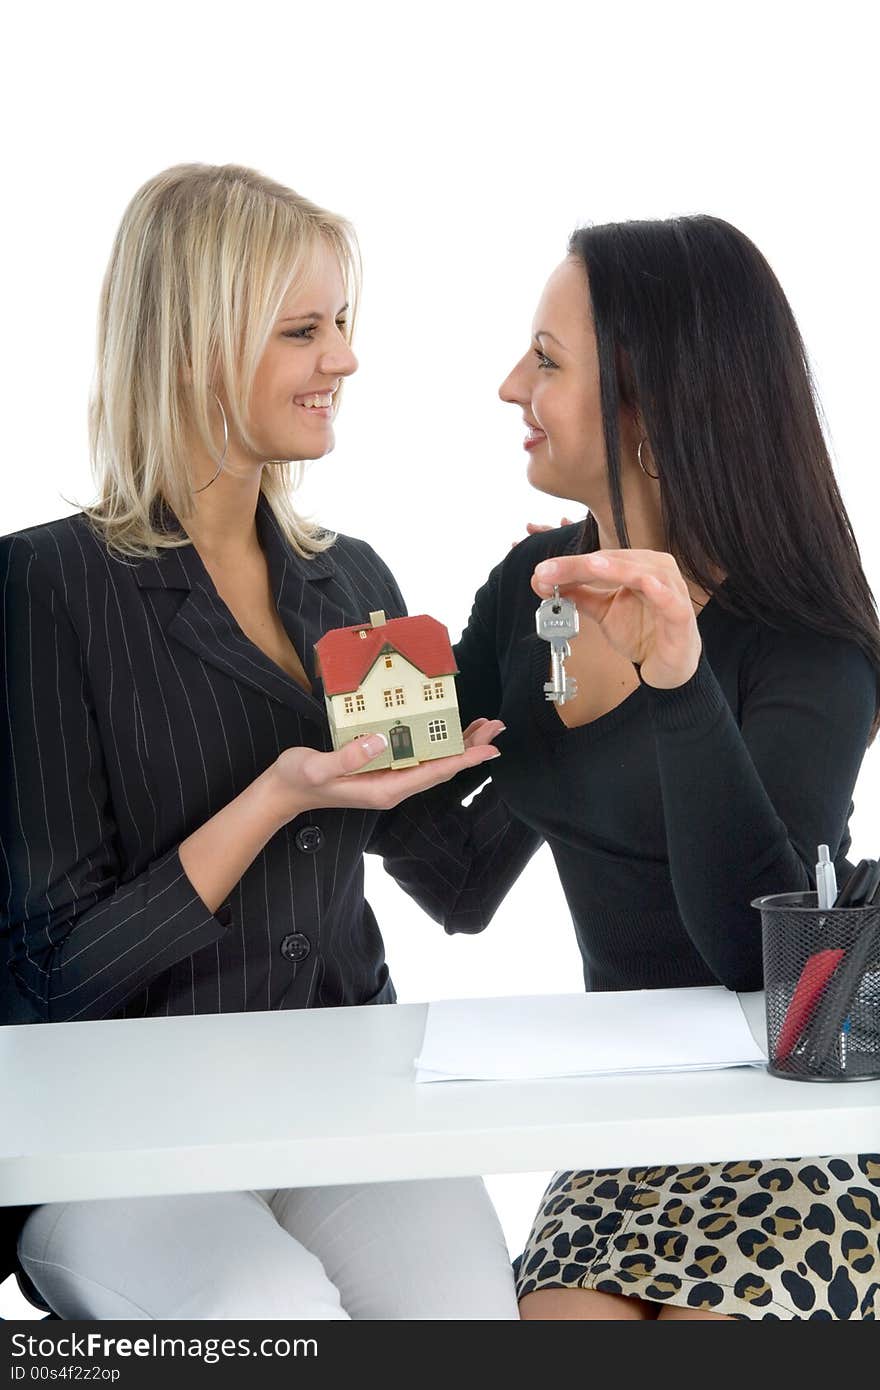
[[569, 215, 880, 735]]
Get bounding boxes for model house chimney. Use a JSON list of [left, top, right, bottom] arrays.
[[369, 610, 387, 627]]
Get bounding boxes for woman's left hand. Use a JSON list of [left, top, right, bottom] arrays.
[[532, 549, 703, 689]]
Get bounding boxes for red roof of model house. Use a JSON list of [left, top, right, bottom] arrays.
[[315, 614, 458, 696]]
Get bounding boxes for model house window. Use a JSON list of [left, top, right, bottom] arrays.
[[383, 689, 394, 709], [422, 683, 434, 701], [385, 655, 394, 669], [358, 630, 368, 639], [355, 693, 365, 712], [428, 718, 448, 742], [433, 681, 444, 699], [394, 687, 406, 706], [343, 695, 354, 715]]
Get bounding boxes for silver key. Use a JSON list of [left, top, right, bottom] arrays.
[[536, 586, 579, 703]]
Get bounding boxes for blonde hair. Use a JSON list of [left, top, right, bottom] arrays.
[[82, 163, 361, 557]]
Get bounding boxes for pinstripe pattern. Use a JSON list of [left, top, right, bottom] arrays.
[[0, 491, 546, 1281], [0, 493, 422, 1024]]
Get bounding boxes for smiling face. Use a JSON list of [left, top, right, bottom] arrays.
[[243, 238, 358, 463], [499, 256, 608, 504]]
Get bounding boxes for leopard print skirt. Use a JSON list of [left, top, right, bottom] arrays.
[[514, 1155, 880, 1319]]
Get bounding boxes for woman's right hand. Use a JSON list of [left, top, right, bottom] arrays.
[[270, 719, 505, 820]]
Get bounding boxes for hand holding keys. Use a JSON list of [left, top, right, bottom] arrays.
[[536, 586, 579, 703]]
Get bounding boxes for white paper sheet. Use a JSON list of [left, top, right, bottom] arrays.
[[414, 986, 766, 1083]]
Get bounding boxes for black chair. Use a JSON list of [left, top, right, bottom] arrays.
[[17, 1275, 56, 1316], [2, 962, 56, 1315], [1, 1208, 27, 1284]]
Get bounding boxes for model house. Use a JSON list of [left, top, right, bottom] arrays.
[[314, 610, 465, 769]]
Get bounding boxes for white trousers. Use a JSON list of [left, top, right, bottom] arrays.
[[19, 1178, 519, 1320]]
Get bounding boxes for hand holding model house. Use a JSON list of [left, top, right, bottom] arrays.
[[315, 610, 466, 771]]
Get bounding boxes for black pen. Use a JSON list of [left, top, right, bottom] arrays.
[[832, 859, 875, 908], [856, 860, 880, 907], [801, 918, 880, 1072]]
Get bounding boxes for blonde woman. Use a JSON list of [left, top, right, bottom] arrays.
[[0, 164, 516, 1320]]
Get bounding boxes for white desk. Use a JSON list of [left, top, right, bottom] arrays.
[[2, 993, 879, 1207]]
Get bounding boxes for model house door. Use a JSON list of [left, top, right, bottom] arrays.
[[389, 724, 414, 761]]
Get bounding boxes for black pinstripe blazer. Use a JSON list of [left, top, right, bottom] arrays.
[[0, 493, 429, 1024]]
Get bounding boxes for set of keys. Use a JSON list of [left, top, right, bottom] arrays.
[[536, 585, 579, 703]]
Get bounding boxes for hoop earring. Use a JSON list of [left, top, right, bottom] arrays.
[[637, 436, 658, 480], [192, 393, 229, 493]]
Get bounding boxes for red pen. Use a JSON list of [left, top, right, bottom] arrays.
[[775, 948, 844, 1060]]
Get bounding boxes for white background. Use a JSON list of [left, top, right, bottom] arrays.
[[3, 0, 877, 1318]]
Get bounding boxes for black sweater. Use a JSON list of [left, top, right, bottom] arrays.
[[371, 525, 876, 993]]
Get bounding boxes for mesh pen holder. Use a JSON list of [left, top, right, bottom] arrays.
[[754, 891, 880, 1082]]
